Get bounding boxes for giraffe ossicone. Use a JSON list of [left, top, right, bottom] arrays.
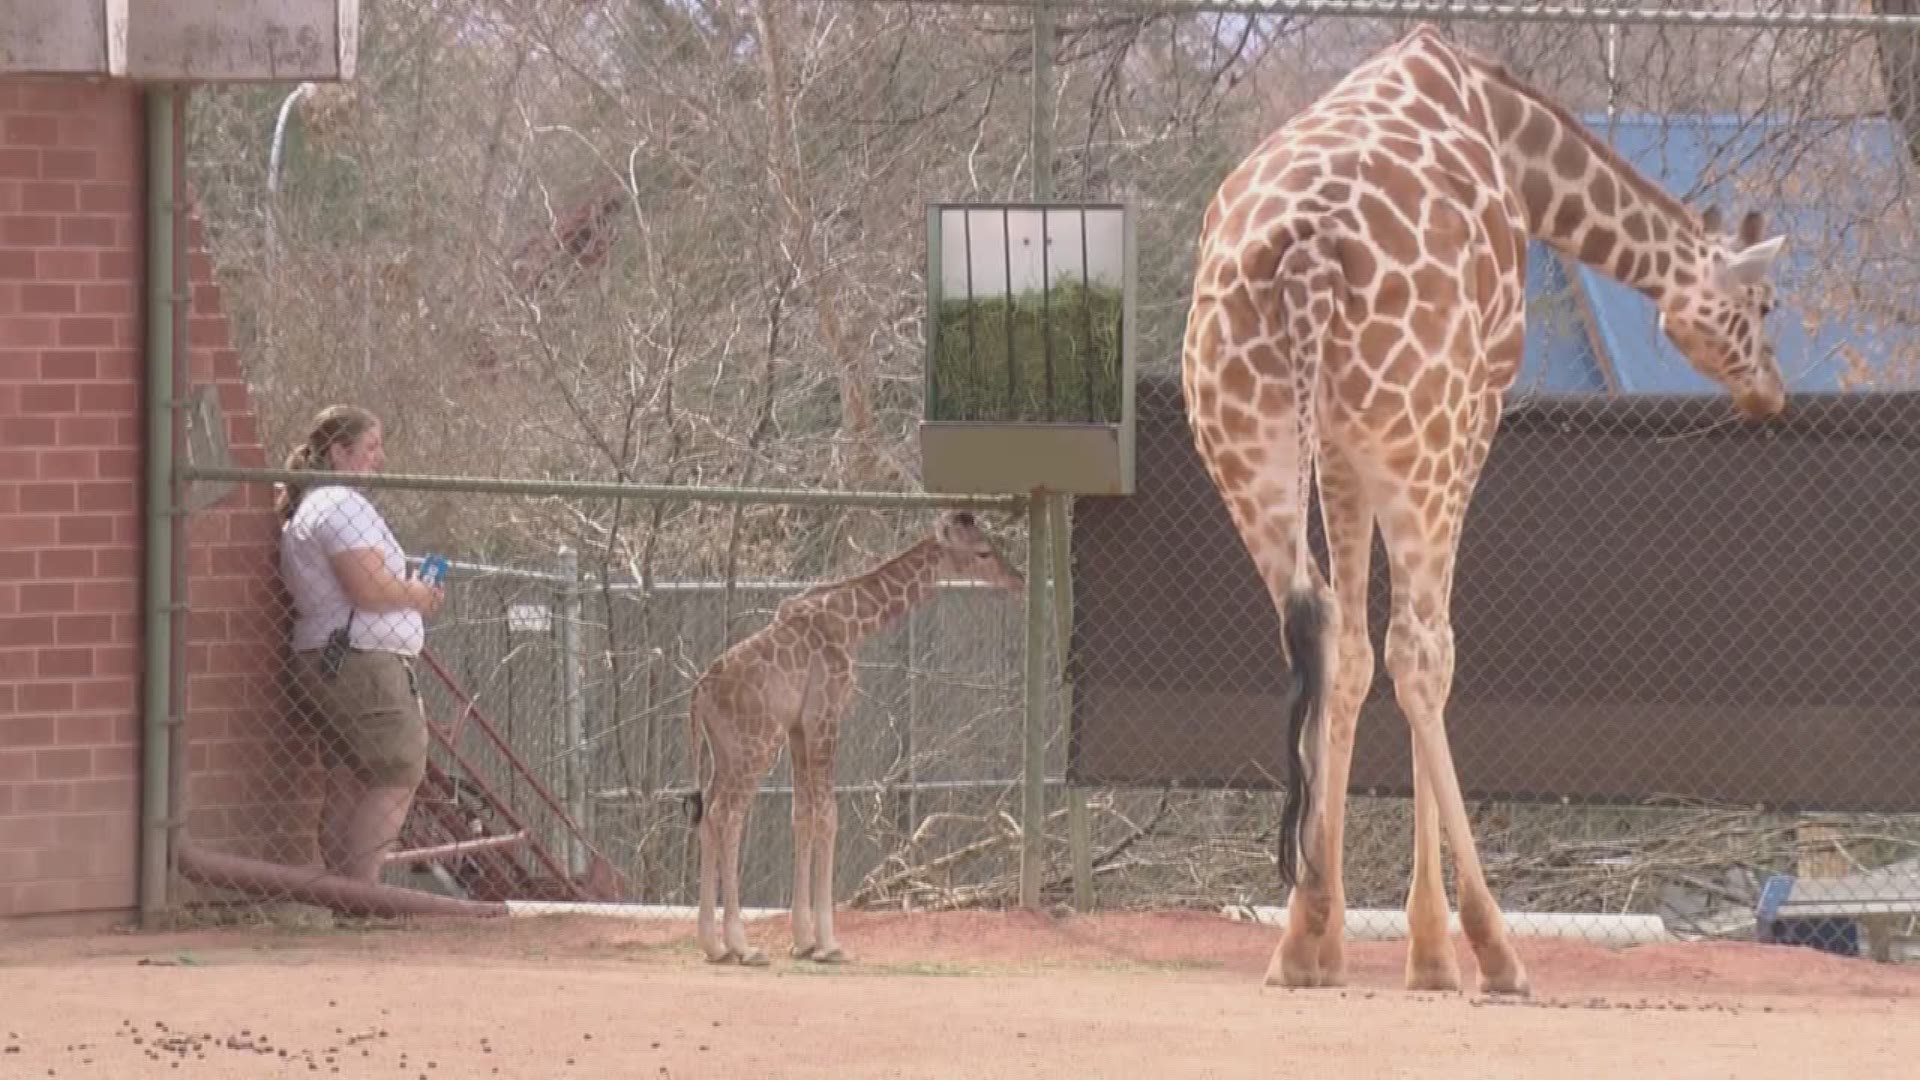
[[687, 509, 1023, 966], [1181, 24, 1789, 997]]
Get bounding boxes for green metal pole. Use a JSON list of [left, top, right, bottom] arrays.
[[1019, 499, 1049, 910], [139, 85, 177, 928], [1050, 496, 1092, 910]]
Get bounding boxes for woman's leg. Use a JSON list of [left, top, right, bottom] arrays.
[[331, 653, 430, 884]]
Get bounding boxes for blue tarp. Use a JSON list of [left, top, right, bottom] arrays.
[[1513, 113, 1917, 397]]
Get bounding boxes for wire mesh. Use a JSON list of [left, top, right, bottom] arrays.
[[172, 474, 1032, 931]]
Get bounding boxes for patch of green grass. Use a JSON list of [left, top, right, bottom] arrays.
[[929, 278, 1124, 424]]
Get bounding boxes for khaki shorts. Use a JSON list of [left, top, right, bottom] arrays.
[[288, 648, 429, 788]]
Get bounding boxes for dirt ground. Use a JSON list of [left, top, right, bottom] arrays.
[[4, 908, 1919, 1079]]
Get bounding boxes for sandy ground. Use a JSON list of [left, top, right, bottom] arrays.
[[4, 908, 1919, 1079]]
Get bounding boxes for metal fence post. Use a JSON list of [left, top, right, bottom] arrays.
[[557, 546, 589, 879], [1020, 497, 1048, 910]]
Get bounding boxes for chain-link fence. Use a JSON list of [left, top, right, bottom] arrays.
[[169, 468, 1049, 928]]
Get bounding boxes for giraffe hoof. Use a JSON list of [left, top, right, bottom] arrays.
[[1477, 968, 1530, 998], [738, 948, 770, 967], [790, 943, 817, 960], [808, 947, 847, 965]]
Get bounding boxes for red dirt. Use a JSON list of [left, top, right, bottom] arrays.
[[3, 908, 1917, 1078]]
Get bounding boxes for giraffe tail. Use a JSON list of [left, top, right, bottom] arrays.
[[684, 683, 711, 827], [1272, 232, 1340, 893]]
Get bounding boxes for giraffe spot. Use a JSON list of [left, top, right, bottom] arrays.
[[1337, 238, 1378, 290], [1223, 290, 1260, 345], [1409, 306, 1449, 355], [1220, 352, 1257, 403], [1578, 227, 1617, 267], [1410, 266, 1455, 305], [1552, 194, 1585, 239], [1590, 170, 1617, 215], [1403, 97, 1445, 131], [1326, 151, 1362, 180], [1472, 252, 1499, 306], [1319, 181, 1352, 204], [1383, 342, 1424, 386], [1219, 404, 1257, 442], [1650, 214, 1672, 243], [1673, 267, 1696, 288], [1377, 272, 1412, 318], [1248, 342, 1288, 380], [1256, 378, 1291, 415], [1216, 169, 1252, 212], [1423, 408, 1454, 448], [1654, 249, 1671, 279], [1519, 168, 1554, 229], [1517, 105, 1556, 156], [1613, 247, 1640, 283], [1336, 363, 1374, 410], [1358, 322, 1398, 363], [1408, 361, 1449, 415], [1385, 407, 1417, 446], [1486, 84, 1524, 141], [1358, 194, 1420, 264], [1622, 211, 1649, 242], [1214, 449, 1255, 490], [1404, 56, 1466, 116], [1551, 133, 1590, 181], [1381, 135, 1425, 162]]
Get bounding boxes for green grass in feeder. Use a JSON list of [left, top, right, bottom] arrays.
[[930, 279, 1124, 424]]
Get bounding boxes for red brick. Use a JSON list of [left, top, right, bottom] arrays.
[[78, 183, 134, 213], [78, 381, 136, 412], [71, 778, 133, 813], [0, 413, 55, 441], [20, 381, 76, 412], [34, 747, 92, 781], [19, 482, 75, 513], [94, 349, 135, 380], [4, 115, 61, 146], [34, 846, 93, 880], [0, 649, 31, 680], [54, 712, 117, 746], [59, 317, 114, 348], [20, 682, 72, 711], [0, 816, 55, 849], [56, 613, 113, 643], [0, 350, 33, 380], [19, 282, 74, 315], [75, 677, 134, 711], [39, 149, 95, 181], [0, 314, 54, 343], [0, 549, 33, 579], [0, 513, 56, 546], [18, 782, 74, 814], [56, 413, 114, 443], [57, 515, 113, 544], [72, 875, 136, 912], [76, 481, 132, 512], [57, 214, 112, 246], [36, 646, 92, 677], [0, 616, 54, 647], [0, 749, 33, 781], [0, 147, 36, 178], [40, 448, 97, 478], [97, 249, 134, 279], [12, 879, 78, 914], [35, 248, 93, 279], [0, 716, 56, 745], [0, 587, 15, 617], [0, 849, 35, 884], [37, 549, 91, 576], [93, 745, 136, 777], [78, 283, 131, 314], [94, 545, 136, 578], [21, 181, 76, 212], [0, 213, 56, 245], [41, 349, 96, 379], [97, 447, 137, 478], [93, 643, 137, 676]]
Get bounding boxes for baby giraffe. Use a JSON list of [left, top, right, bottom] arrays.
[[688, 510, 1024, 964]]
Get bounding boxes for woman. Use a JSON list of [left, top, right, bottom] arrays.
[[276, 405, 444, 884]]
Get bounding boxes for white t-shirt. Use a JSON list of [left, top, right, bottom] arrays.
[[280, 485, 424, 655]]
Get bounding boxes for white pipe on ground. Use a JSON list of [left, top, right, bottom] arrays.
[[1222, 905, 1675, 946]]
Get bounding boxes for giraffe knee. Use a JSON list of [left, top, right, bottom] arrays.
[[1384, 617, 1453, 714]]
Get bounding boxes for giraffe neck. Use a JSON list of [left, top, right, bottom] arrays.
[[1469, 56, 1705, 303], [791, 539, 944, 646]]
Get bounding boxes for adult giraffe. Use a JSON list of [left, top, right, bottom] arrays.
[[1182, 24, 1788, 996]]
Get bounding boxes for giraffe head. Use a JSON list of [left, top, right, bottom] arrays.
[[932, 510, 1024, 593], [1655, 207, 1788, 420]]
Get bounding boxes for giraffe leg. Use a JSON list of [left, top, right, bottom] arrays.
[[1404, 742, 1462, 991], [787, 733, 819, 960], [1268, 450, 1373, 989], [716, 792, 768, 965], [696, 792, 726, 962], [1379, 506, 1528, 997], [804, 722, 846, 963]]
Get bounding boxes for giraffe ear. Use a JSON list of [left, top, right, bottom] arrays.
[[1719, 234, 1786, 288], [1700, 205, 1724, 234]]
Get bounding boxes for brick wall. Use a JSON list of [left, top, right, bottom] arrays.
[[1, 77, 303, 920]]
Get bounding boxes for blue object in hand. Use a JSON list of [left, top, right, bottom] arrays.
[[419, 554, 448, 586]]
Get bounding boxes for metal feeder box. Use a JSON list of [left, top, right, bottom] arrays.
[[918, 202, 1136, 496]]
